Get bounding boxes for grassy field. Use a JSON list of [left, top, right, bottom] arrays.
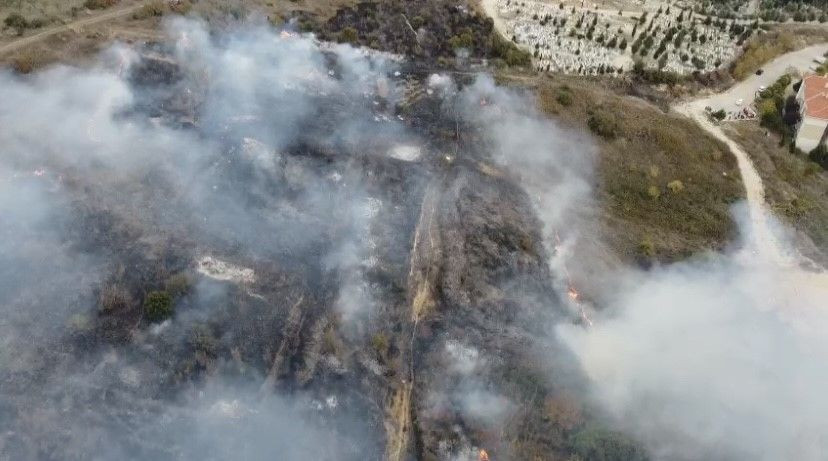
[[536, 76, 746, 265], [0, 0, 88, 28], [0, 0, 355, 71], [724, 122, 828, 265], [0, 0, 354, 34]]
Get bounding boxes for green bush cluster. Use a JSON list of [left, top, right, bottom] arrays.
[[3, 13, 28, 31], [144, 291, 173, 322], [571, 426, 649, 461], [338, 27, 358, 44], [556, 86, 573, 106], [84, 0, 118, 10], [632, 60, 684, 85], [133, 1, 167, 19], [587, 109, 619, 139], [490, 32, 532, 67], [756, 75, 798, 140]]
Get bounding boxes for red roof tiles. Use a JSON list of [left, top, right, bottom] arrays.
[[801, 74, 828, 121]]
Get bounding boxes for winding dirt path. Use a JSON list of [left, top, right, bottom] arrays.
[[0, 1, 150, 56], [676, 103, 786, 262], [675, 48, 828, 300], [675, 44, 828, 266]]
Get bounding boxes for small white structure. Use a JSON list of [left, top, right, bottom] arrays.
[[794, 74, 828, 152]]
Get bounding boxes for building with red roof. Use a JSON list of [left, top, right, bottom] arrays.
[[795, 74, 828, 152]]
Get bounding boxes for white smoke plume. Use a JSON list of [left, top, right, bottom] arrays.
[[447, 73, 828, 460], [0, 18, 412, 460], [557, 219, 828, 460]]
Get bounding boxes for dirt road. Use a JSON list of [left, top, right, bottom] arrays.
[[676, 44, 828, 264], [676, 46, 828, 299], [676, 103, 787, 262], [0, 1, 150, 56]]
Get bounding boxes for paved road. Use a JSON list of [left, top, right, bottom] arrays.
[[0, 1, 150, 56], [692, 43, 828, 114]]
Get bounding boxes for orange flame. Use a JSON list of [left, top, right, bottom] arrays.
[[478, 449, 490, 461], [554, 229, 594, 328]]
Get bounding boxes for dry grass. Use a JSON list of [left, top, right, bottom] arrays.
[[1, 0, 354, 71], [538, 77, 745, 264], [10, 47, 46, 73]]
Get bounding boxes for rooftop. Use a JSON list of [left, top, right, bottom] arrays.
[[801, 74, 828, 121]]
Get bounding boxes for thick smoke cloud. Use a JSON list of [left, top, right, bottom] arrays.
[[4, 12, 825, 461], [0, 18, 414, 460], [444, 71, 828, 461], [557, 224, 828, 461], [459, 74, 828, 460]]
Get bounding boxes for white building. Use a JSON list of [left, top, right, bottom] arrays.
[[795, 74, 828, 152]]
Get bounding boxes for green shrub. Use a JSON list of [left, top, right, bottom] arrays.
[[133, 1, 166, 19], [490, 32, 531, 67], [371, 332, 389, 362], [84, 0, 118, 10], [144, 290, 173, 322], [556, 89, 573, 106], [587, 109, 619, 139], [4, 13, 28, 32], [667, 180, 685, 193], [338, 27, 359, 44], [571, 426, 649, 461], [638, 236, 656, 258], [448, 31, 474, 50]]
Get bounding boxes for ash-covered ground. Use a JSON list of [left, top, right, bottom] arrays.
[[0, 18, 617, 461]]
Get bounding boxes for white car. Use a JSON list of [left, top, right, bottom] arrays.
[[735, 98, 744, 106]]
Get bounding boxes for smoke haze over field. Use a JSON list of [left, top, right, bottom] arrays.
[[2, 14, 828, 461], [0, 18, 416, 460], [557, 211, 828, 459]]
